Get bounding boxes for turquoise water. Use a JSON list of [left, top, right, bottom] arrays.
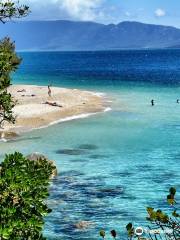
[[1, 51, 180, 239]]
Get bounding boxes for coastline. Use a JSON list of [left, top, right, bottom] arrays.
[[1, 85, 110, 139], [33, 107, 111, 130]]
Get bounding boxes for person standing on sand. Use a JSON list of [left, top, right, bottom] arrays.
[[48, 85, 52, 97]]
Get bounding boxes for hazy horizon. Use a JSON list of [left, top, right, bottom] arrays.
[[12, 19, 180, 29]]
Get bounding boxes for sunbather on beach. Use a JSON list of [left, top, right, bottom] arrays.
[[44, 101, 62, 108], [21, 94, 36, 97], [17, 89, 26, 93]]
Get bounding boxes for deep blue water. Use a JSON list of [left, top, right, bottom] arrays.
[[14, 50, 180, 88], [1, 50, 179, 239]]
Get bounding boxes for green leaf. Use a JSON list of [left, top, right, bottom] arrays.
[[126, 223, 133, 231], [99, 230, 106, 239], [169, 187, 176, 196]]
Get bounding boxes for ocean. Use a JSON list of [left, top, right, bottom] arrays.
[[1, 50, 180, 239]]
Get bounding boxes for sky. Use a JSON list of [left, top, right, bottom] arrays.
[[23, 0, 180, 28]]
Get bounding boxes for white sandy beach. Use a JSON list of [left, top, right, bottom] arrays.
[[1, 85, 107, 137]]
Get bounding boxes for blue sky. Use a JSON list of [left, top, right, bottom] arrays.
[[24, 0, 180, 27]]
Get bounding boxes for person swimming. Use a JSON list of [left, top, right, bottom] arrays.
[[177, 99, 179, 104], [151, 99, 154, 106]]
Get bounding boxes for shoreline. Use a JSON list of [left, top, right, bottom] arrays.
[[34, 107, 112, 129], [1, 85, 111, 139], [0, 109, 112, 143]]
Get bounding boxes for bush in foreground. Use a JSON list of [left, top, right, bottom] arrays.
[[0, 152, 56, 240]]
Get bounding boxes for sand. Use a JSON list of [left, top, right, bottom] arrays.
[[1, 85, 107, 136]]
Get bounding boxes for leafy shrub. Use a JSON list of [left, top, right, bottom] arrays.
[[0, 37, 21, 127], [0, 0, 29, 128], [144, 187, 179, 240], [0, 152, 56, 240]]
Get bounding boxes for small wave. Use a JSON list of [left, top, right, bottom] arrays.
[[85, 90, 106, 97], [104, 107, 112, 112], [31, 112, 98, 132], [0, 138, 8, 143], [92, 92, 106, 97], [49, 112, 97, 126]]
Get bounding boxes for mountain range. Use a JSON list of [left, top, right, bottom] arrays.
[[0, 20, 180, 51]]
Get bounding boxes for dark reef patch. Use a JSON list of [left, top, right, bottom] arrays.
[[85, 186, 124, 199], [98, 186, 124, 197], [113, 171, 134, 177], [121, 194, 136, 201], [85, 175, 108, 181], [151, 172, 176, 184], [88, 154, 108, 159], [69, 181, 97, 188], [136, 164, 154, 172], [59, 170, 85, 177], [55, 149, 87, 155], [78, 144, 99, 150], [52, 176, 75, 186], [70, 158, 87, 163]]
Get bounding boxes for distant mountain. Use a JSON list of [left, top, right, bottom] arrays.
[[1, 20, 180, 51]]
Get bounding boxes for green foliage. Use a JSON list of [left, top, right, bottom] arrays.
[[0, 90, 16, 126], [0, 37, 21, 127], [145, 187, 179, 240], [99, 229, 117, 239], [124, 188, 180, 240], [167, 187, 176, 205], [99, 188, 179, 240], [0, 37, 21, 88], [0, 152, 56, 240], [126, 223, 134, 238], [0, 1, 29, 128], [99, 229, 106, 239], [146, 208, 169, 223], [0, 0, 29, 23], [110, 229, 117, 239]]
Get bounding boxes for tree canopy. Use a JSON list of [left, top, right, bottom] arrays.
[[0, 152, 55, 239], [0, 1, 29, 128], [0, 0, 29, 23], [0, 37, 21, 127]]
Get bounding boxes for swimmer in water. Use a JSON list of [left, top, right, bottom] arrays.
[[151, 99, 154, 106]]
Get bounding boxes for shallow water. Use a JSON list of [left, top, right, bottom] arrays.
[[1, 50, 180, 239]]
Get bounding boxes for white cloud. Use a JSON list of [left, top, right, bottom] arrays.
[[24, 0, 104, 21], [155, 8, 166, 17]]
